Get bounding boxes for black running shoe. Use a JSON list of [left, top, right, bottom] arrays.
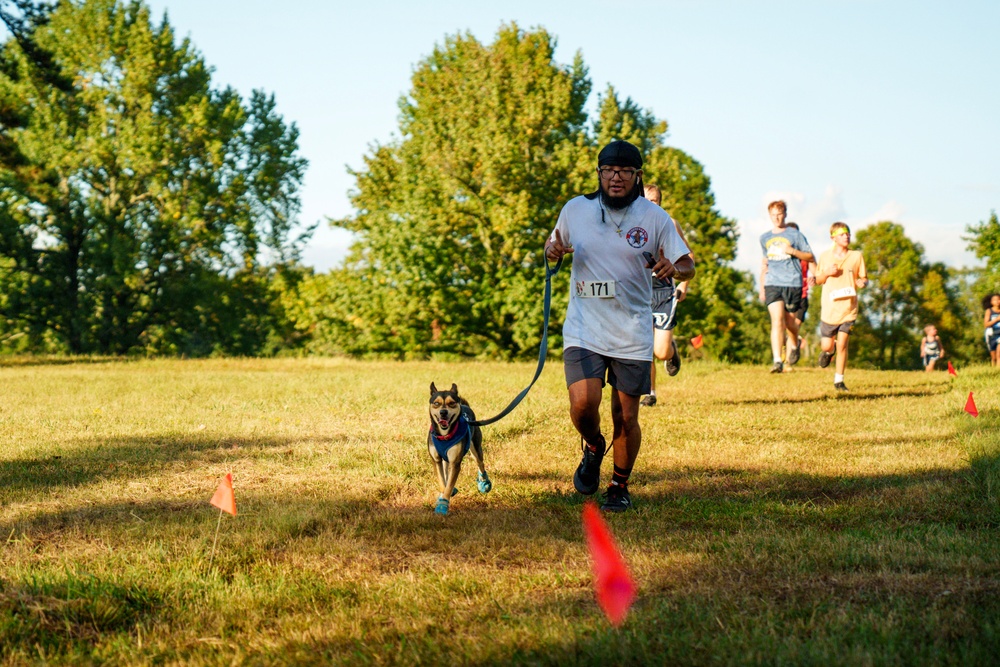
[[787, 344, 800, 366], [573, 436, 607, 495], [770, 361, 784, 374], [639, 395, 657, 407], [834, 381, 849, 392], [819, 351, 833, 369], [665, 340, 681, 376], [600, 484, 632, 512]]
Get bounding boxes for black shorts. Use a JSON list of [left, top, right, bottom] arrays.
[[820, 320, 855, 338], [794, 297, 808, 324], [652, 287, 678, 331], [563, 346, 651, 397], [764, 285, 804, 313], [986, 331, 1000, 352]]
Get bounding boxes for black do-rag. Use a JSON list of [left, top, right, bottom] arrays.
[[597, 140, 643, 168]]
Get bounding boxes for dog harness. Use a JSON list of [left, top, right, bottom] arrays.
[[429, 410, 473, 463]]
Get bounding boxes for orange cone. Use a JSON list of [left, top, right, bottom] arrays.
[[965, 392, 979, 418], [582, 502, 636, 627], [691, 334, 704, 349], [947, 361, 957, 377], [210, 473, 237, 516]]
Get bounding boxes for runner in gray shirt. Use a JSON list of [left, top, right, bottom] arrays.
[[545, 140, 694, 512], [759, 200, 814, 373]]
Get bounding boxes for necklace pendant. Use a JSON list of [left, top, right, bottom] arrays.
[[617, 229, 623, 237]]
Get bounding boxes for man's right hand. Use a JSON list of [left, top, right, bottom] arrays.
[[759, 289, 766, 303], [545, 229, 573, 262]]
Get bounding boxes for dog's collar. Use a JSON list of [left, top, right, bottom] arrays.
[[432, 417, 463, 443], [430, 414, 471, 461]]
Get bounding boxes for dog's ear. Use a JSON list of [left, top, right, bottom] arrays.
[[450, 383, 458, 395], [430, 382, 437, 395]]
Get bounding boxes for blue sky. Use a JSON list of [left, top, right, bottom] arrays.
[[145, 0, 999, 276]]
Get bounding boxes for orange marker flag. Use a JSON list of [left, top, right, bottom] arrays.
[[582, 502, 636, 627], [210, 473, 237, 516], [947, 361, 957, 377], [965, 392, 979, 417], [691, 334, 704, 349]]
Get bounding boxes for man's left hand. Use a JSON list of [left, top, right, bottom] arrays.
[[650, 248, 676, 280]]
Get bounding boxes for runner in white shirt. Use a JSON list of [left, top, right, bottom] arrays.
[[545, 140, 694, 512]]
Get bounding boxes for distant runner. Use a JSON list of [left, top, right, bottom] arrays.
[[920, 324, 945, 372], [640, 184, 693, 408], [816, 222, 867, 391], [759, 200, 814, 373], [983, 293, 1000, 367]]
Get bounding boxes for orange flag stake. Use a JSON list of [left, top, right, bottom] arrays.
[[965, 392, 979, 417], [691, 334, 704, 349], [947, 361, 957, 377], [210, 473, 237, 516], [582, 502, 636, 627], [208, 473, 237, 570]]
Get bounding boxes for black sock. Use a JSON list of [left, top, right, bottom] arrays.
[[611, 465, 631, 488], [584, 434, 605, 452]]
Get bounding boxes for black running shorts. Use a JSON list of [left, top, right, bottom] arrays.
[[563, 346, 651, 397], [820, 320, 855, 338], [764, 285, 804, 313]]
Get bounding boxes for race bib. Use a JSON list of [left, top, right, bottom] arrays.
[[766, 246, 790, 261], [830, 285, 856, 300], [576, 280, 616, 298]]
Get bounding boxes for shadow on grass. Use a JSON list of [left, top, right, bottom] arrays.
[[4, 456, 999, 663], [0, 355, 132, 368], [0, 570, 162, 660], [4, 414, 997, 542], [725, 385, 950, 405], [0, 434, 340, 504]]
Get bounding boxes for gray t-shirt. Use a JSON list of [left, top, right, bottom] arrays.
[[550, 195, 691, 360], [760, 227, 813, 287]]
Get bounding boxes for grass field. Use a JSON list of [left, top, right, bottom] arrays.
[[1, 357, 999, 665]]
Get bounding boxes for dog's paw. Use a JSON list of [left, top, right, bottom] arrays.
[[434, 497, 450, 515], [477, 471, 493, 494]]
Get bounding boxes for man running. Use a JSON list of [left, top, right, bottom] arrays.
[[640, 183, 692, 407], [759, 200, 814, 373], [545, 140, 694, 511]]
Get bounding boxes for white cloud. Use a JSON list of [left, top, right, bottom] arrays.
[[849, 203, 979, 270]]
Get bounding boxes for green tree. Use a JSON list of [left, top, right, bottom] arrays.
[[853, 222, 924, 367], [331, 24, 591, 359], [962, 210, 1000, 364], [918, 262, 972, 364], [848, 221, 966, 368], [965, 210, 1000, 272], [0, 0, 308, 355], [965, 210, 1000, 301]]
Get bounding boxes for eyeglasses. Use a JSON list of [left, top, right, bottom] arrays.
[[598, 167, 637, 181]]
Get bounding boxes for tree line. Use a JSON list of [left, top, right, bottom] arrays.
[[0, 3, 994, 368]]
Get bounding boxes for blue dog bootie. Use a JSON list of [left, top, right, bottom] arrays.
[[477, 471, 493, 494], [435, 495, 450, 515]]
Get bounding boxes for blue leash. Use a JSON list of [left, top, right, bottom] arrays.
[[468, 257, 562, 427]]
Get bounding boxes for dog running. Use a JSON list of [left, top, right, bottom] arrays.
[[427, 383, 492, 515]]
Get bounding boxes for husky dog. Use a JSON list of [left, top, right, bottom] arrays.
[[427, 383, 492, 515]]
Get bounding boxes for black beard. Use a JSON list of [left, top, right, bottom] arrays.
[[600, 182, 641, 210]]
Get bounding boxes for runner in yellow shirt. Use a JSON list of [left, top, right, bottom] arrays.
[[815, 222, 867, 391]]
